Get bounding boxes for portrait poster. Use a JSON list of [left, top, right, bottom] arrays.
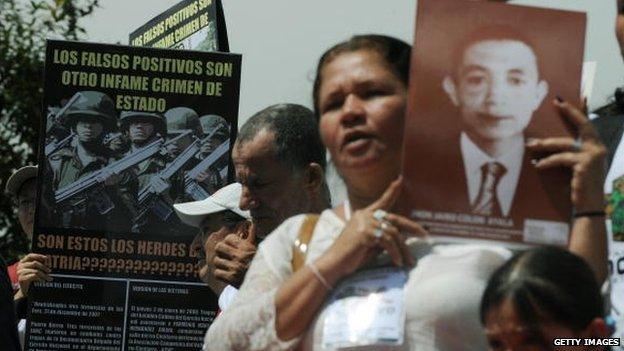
[[129, 0, 229, 52], [26, 39, 241, 350], [400, 0, 586, 248]]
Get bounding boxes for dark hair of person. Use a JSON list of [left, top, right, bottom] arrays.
[[312, 34, 412, 118], [236, 103, 326, 172], [450, 25, 542, 80], [480, 246, 603, 331], [594, 87, 624, 116]]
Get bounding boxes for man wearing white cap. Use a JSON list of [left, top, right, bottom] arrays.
[[174, 182, 253, 310]]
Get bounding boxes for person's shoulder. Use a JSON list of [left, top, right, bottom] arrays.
[[592, 113, 624, 128], [259, 210, 339, 249], [260, 214, 310, 246], [591, 113, 624, 147]]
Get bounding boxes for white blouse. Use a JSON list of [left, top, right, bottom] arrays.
[[204, 209, 512, 351]]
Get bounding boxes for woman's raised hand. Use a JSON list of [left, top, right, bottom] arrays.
[[326, 177, 428, 276], [527, 99, 607, 212]]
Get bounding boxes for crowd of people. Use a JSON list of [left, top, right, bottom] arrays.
[[3, 0, 624, 350]]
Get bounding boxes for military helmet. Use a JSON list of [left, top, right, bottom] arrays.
[[164, 107, 199, 132], [119, 111, 167, 137], [199, 114, 229, 139], [64, 91, 117, 131]]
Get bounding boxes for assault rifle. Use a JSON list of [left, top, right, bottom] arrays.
[[136, 136, 202, 221], [54, 130, 194, 206], [46, 92, 81, 131], [54, 137, 165, 205], [184, 139, 230, 200], [45, 132, 75, 157]]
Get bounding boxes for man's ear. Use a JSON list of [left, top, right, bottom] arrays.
[[304, 163, 325, 193], [532, 80, 549, 111], [442, 76, 460, 106]]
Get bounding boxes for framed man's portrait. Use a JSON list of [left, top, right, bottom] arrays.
[[400, 0, 586, 247]]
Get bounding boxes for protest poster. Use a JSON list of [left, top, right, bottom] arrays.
[[129, 0, 229, 52], [400, 0, 585, 247], [26, 39, 241, 350]]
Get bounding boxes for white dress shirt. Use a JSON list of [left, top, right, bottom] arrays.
[[460, 133, 524, 216]]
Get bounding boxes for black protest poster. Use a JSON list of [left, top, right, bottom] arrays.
[[26, 39, 241, 351], [129, 0, 228, 52]]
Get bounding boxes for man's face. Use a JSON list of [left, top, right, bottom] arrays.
[[129, 121, 155, 144], [233, 128, 310, 238], [193, 211, 245, 288], [75, 119, 104, 143], [443, 39, 548, 144], [17, 178, 37, 241]]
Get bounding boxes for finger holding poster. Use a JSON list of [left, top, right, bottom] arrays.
[[401, 0, 586, 247], [27, 40, 241, 351]]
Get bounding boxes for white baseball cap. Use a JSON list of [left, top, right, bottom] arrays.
[[5, 165, 38, 197], [173, 183, 250, 228]]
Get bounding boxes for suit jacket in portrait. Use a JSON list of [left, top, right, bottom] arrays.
[[401, 129, 571, 240]]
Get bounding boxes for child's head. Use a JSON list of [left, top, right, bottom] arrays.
[[480, 246, 609, 350]]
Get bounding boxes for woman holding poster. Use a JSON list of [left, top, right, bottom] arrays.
[[204, 35, 607, 351]]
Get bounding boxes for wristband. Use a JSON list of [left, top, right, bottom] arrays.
[[307, 262, 332, 291], [573, 210, 606, 218]]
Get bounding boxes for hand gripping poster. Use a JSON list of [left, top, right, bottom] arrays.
[[129, 0, 229, 52], [400, 0, 586, 247], [26, 40, 241, 350]]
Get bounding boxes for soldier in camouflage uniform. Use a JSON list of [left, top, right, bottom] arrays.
[[163, 107, 205, 203], [121, 111, 188, 234], [164, 107, 202, 158], [121, 111, 168, 190], [195, 114, 230, 194], [46, 91, 136, 232]]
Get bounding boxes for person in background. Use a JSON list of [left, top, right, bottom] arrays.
[[481, 246, 611, 351], [174, 183, 252, 310], [233, 104, 331, 240], [200, 104, 331, 291], [591, 0, 624, 345], [5, 165, 52, 347]]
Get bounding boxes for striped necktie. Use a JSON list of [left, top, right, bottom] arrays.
[[472, 162, 507, 216]]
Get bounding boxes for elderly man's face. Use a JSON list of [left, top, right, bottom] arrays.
[[444, 40, 548, 144], [17, 178, 37, 241], [233, 128, 310, 238]]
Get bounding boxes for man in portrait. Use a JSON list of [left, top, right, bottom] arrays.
[[439, 26, 549, 217]]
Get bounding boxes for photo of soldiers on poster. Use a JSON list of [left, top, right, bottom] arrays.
[[129, 0, 225, 52], [400, 0, 585, 247], [26, 39, 241, 350]]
